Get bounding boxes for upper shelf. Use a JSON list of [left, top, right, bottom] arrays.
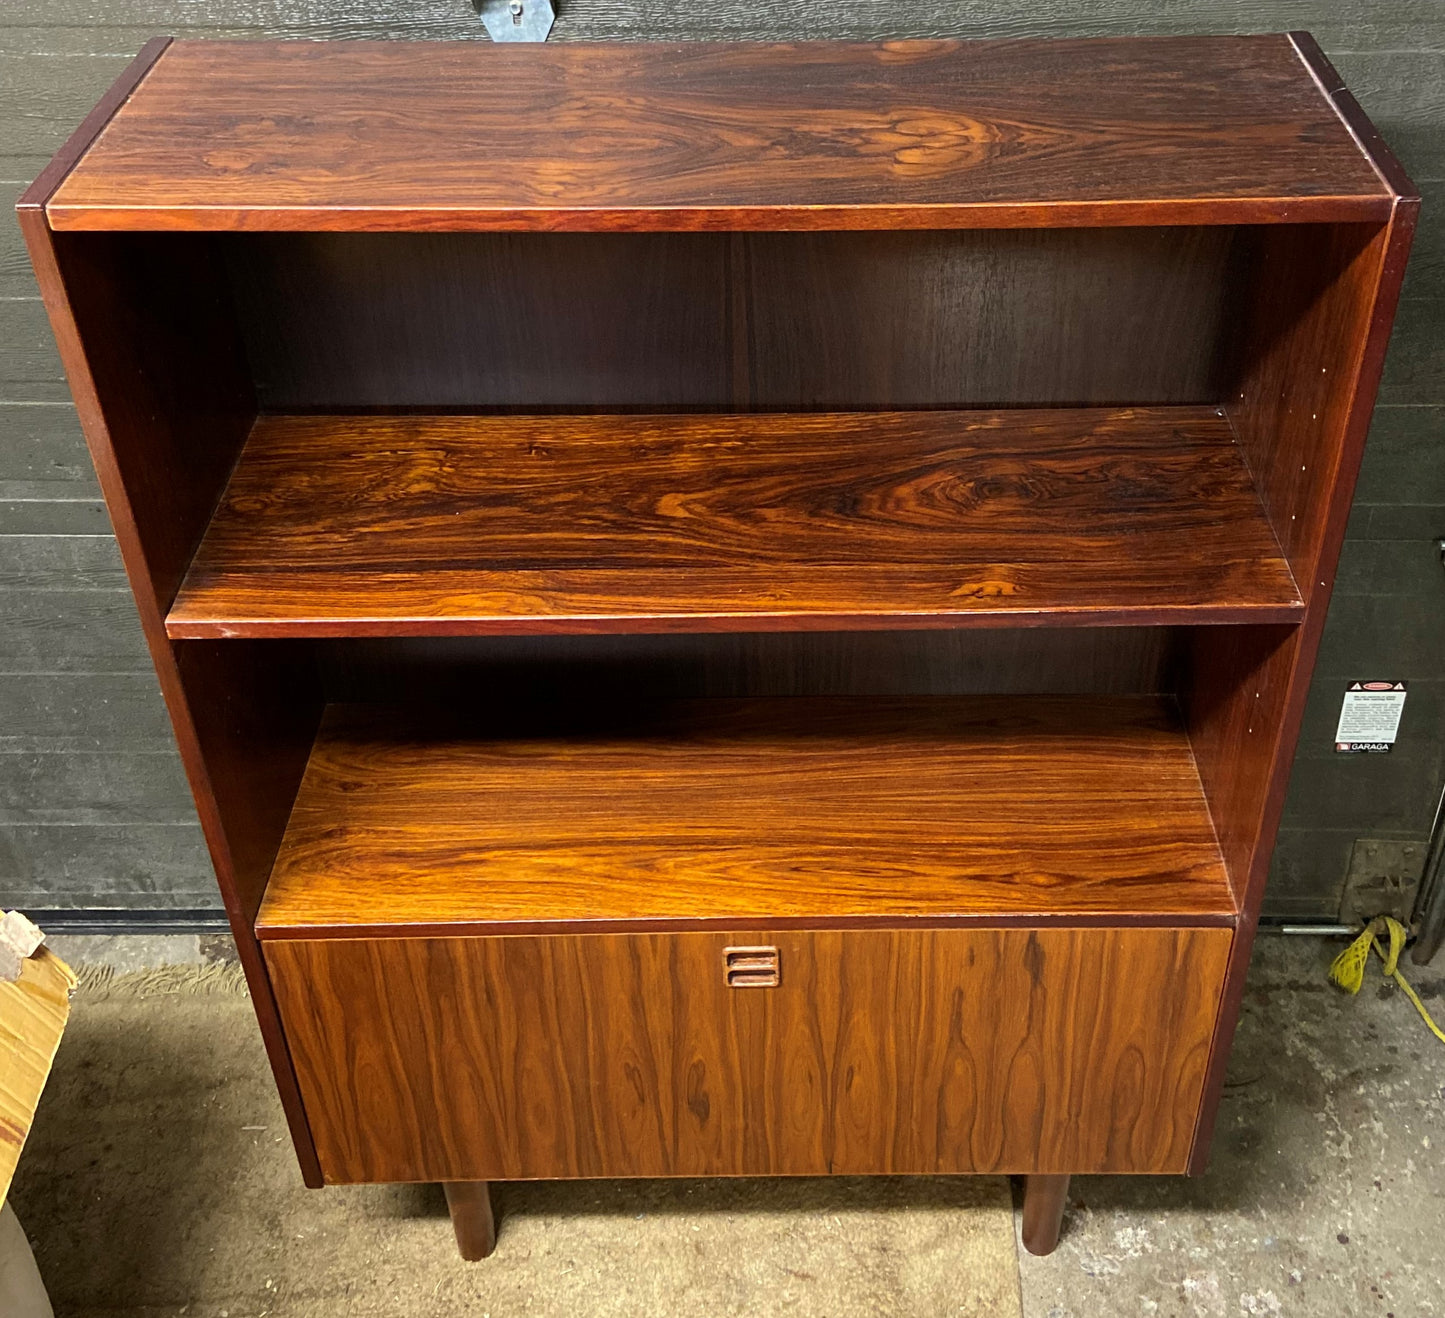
[[42, 34, 1406, 233], [165, 406, 1302, 638]]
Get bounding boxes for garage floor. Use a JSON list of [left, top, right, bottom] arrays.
[[7, 933, 1443, 1318]]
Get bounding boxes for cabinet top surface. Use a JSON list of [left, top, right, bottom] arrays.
[[41, 35, 1400, 232]]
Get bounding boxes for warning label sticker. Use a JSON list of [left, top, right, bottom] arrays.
[[1335, 681, 1407, 753]]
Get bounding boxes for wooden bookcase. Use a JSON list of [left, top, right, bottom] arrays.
[[20, 34, 1416, 1260]]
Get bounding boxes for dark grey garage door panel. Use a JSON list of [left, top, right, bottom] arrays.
[[0, 4, 1440, 919]]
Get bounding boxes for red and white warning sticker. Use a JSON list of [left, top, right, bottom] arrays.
[[1335, 680, 1407, 753]]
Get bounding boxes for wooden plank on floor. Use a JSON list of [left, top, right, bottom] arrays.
[[0, 944, 75, 1206]]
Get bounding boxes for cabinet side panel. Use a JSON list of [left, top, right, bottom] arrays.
[[37, 231, 255, 613], [1182, 625, 1301, 898], [266, 927, 1230, 1184], [17, 212, 324, 1185], [1191, 201, 1418, 1174], [1227, 221, 1405, 593], [173, 641, 321, 922]]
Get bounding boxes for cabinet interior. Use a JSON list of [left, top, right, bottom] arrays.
[[43, 219, 1383, 931]]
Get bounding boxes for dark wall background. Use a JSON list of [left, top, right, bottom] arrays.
[[1, 2, 1440, 918]]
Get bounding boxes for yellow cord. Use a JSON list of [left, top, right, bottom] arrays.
[[1329, 915, 1445, 1047]]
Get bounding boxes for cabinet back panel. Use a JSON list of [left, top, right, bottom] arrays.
[[316, 627, 1178, 705], [224, 228, 1235, 411]]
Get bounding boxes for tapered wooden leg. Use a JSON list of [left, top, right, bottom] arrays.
[[443, 1181, 497, 1260], [1021, 1174, 1070, 1256]]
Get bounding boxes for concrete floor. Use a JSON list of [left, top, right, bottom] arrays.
[[1021, 937, 1445, 1318], [8, 932, 1444, 1317]]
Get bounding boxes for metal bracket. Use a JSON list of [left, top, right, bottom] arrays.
[[473, 0, 555, 42]]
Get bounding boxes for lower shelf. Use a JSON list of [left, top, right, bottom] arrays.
[[264, 925, 1233, 1183], [253, 695, 1236, 938]]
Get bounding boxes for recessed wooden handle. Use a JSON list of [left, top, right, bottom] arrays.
[[723, 945, 779, 988]]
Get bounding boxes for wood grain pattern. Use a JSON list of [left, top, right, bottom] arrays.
[[740, 227, 1235, 410], [14, 37, 171, 214], [171, 640, 323, 924], [224, 227, 1233, 412], [314, 627, 1179, 708], [32, 231, 256, 612], [0, 947, 76, 1205], [1181, 625, 1300, 903], [254, 696, 1234, 938], [225, 231, 736, 411], [1227, 223, 1396, 590], [21, 33, 1420, 1199], [1185, 197, 1420, 1173], [263, 925, 1233, 1183], [1288, 33, 1420, 200], [44, 38, 1391, 231], [166, 408, 1302, 637], [17, 94, 326, 1185]]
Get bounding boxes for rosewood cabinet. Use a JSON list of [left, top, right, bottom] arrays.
[[21, 34, 1416, 1260]]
